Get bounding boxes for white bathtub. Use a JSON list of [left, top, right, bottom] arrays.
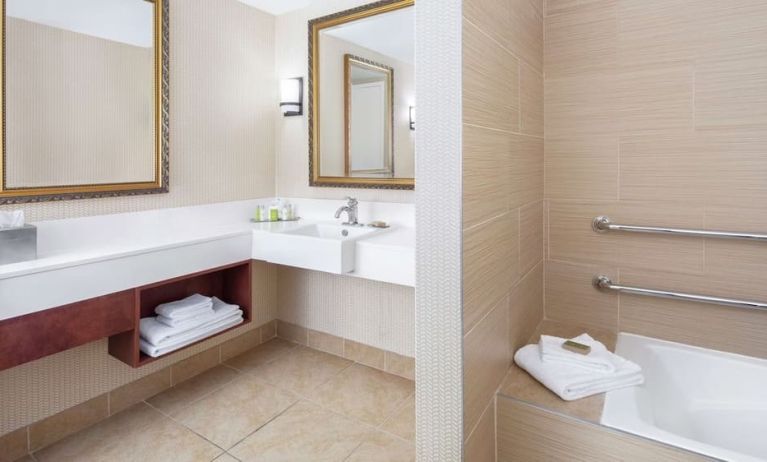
[[602, 333, 767, 462]]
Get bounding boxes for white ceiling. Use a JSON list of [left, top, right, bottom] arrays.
[[6, 0, 153, 48], [237, 0, 314, 15], [324, 7, 414, 65]]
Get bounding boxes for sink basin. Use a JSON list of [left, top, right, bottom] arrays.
[[252, 223, 384, 274], [282, 224, 377, 239]]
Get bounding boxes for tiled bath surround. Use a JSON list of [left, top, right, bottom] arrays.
[[461, 0, 545, 458]]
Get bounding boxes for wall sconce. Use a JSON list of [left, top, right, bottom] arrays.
[[409, 106, 415, 131], [280, 77, 303, 116]]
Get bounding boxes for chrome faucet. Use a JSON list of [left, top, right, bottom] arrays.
[[334, 197, 360, 226]]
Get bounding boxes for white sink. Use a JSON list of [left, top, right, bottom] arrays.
[[252, 223, 384, 274]]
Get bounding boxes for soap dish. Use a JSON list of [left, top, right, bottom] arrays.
[[250, 217, 301, 223], [367, 221, 390, 229]]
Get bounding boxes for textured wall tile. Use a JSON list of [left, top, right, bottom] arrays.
[[519, 202, 543, 276], [463, 299, 510, 436], [544, 260, 618, 331], [29, 394, 109, 451], [464, 399, 495, 462], [463, 20, 520, 132], [509, 263, 544, 355], [307, 329, 345, 357], [509, 134, 544, 210], [544, 136, 619, 201], [109, 368, 172, 415], [520, 62, 544, 137], [463, 124, 512, 228]]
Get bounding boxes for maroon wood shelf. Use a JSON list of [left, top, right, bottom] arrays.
[[0, 291, 135, 372], [109, 260, 253, 367]]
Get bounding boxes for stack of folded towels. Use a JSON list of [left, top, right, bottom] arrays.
[[514, 333, 644, 401], [139, 294, 243, 358]]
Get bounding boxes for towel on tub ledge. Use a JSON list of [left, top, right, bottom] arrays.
[[540, 333, 616, 373], [514, 343, 644, 401]]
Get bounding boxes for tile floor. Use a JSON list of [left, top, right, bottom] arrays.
[[31, 339, 415, 462]]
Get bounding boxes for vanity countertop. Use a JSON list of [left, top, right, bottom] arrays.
[[0, 198, 415, 321]]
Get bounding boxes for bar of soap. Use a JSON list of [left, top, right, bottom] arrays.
[[562, 340, 591, 355], [368, 221, 389, 228]]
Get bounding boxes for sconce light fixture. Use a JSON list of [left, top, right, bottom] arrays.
[[280, 77, 303, 116], [409, 106, 415, 131]]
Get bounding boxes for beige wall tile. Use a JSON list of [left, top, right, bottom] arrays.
[[544, 260, 618, 331], [548, 200, 705, 275], [519, 202, 543, 275], [463, 0, 511, 52], [520, 63, 543, 137], [463, 299, 510, 435], [29, 394, 108, 452], [619, 269, 767, 359], [615, 66, 694, 134], [344, 340, 386, 370], [497, 398, 709, 461], [695, 51, 767, 131], [0, 427, 27, 462], [463, 124, 512, 227], [463, 213, 519, 334], [171, 348, 220, 386], [463, 20, 520, 132], [508, 0, 544, 72], [261, 319, 277, 341], [509, 134, 544, 209], [109, 368, 171, 415], [545, 73, 619, 137], [544, 0, 581, 16], [385, 351, 415, 381], [276, 320, 308, 345], [464, 399, 495, 462], [307, 329, 345, 357], [620, 131, 767, 206], [220, 327, 262, 362], [544, 0, 618, 79], [544, 136, 619, 200], [509, 263, 544, 354]]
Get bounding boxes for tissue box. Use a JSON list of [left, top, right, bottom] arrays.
[[0, 225, 37, 265]]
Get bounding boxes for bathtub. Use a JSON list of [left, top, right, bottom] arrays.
[[601, 333, 767, 462]]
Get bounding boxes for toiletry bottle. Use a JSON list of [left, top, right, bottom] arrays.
[[254, 206, 262, 222], [269, 203, 279, 222]]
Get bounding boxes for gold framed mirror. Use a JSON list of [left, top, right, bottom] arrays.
[[309, 0, 414, 190], [0, 0, 169, 204]]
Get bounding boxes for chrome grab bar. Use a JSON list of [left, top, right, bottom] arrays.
[[593, 275, 767, 312], [592, 216, 767, 242]]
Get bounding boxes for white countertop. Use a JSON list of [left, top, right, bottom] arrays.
[[0, 198, 414, 321]]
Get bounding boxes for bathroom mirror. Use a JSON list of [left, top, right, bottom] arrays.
[[0, 0, 169, 204], [309, 0, 414, 190]]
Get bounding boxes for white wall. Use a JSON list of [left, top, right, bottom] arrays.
[[274, 0, 415, 203]]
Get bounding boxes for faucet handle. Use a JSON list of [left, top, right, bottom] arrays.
[[345, 196, 358, 206]]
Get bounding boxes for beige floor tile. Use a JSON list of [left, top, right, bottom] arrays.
[[380, 395, 415, 441], [223, 338, 297, 372], [213, 454, 240, 462], [249, 346, 352, 395], [346, 431, 415, 462], [147, 365, 239, 417], [174, 374, 298, 449], [309, 364, 414, 426], [229, 401, 371, 462], [33, 403, 221, 462]]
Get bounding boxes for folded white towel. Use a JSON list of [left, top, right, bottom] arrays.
[[140, 314, 244, 358], [155, 294, 213, 319], [141, 298, 241, 346], [540, 334, 616, 373], [157, 297, 239, 328], [514, 344, 644, 401]]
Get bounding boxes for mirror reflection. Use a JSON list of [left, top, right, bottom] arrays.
[[1, 0, 165, 201], [312, 1, 414, 189]]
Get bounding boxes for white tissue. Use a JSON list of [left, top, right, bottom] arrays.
[[0, 210, 24, 229]]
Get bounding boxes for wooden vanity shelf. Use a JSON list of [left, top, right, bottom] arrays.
[[108, 260, 252, 367]]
